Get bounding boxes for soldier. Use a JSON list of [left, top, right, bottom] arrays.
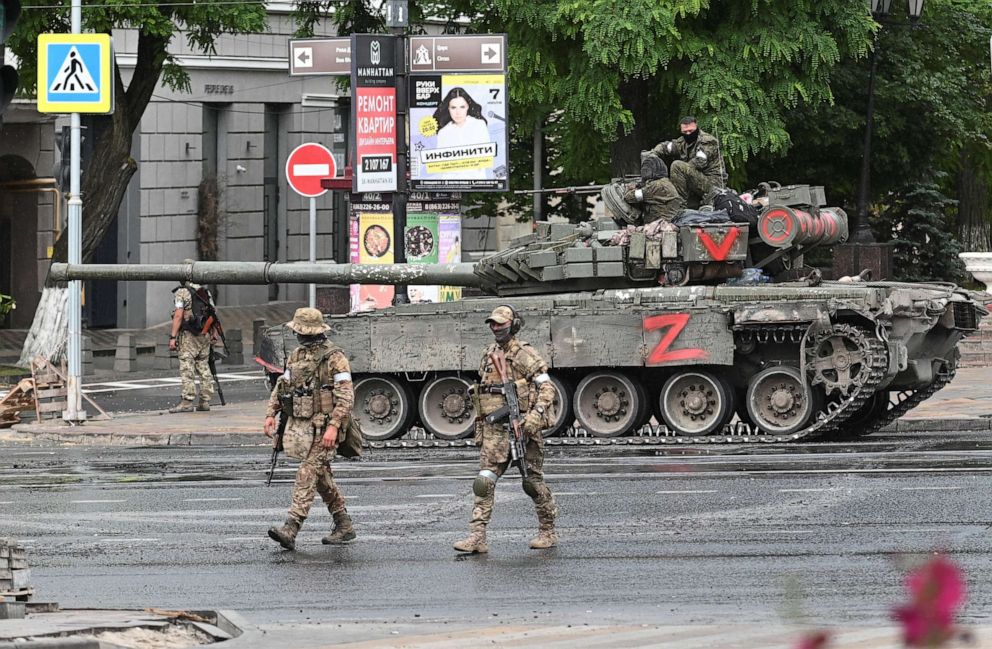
[[453, 305, 559, 554], [651, 116, 726, 207], [168, 280, 214, 413], [623, 152, 685, 223], [264, 307, 357, 551]]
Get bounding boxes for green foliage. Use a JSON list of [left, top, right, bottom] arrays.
[[8, 0, 267, 96], [870, 179, 965, 283], [746, 0, 992, 239]]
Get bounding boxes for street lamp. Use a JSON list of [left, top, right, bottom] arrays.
[[852, 0, 925, 243]]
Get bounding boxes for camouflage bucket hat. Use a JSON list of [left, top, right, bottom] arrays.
[[485, 305, 514, 325], [287, 307, 330, 335]]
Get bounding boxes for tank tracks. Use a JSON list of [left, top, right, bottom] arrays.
[[365, 324, 894, 448]]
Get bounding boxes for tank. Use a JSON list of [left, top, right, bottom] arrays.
[[51, 184, 987, 444]]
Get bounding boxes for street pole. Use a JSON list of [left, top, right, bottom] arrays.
[[391, 24, 409, 305], [533, 121, 543, 222], [852, 33, 881, 244], [64, 0, 85, 422], [308, 196, 316, 307]]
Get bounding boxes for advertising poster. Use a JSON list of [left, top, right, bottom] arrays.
[[352, 34, 398, 193], [349, 212, 361, 310], [409, 74, 508, 191], [438, 214, 463, 301], [350, 194, 394, 311], [404, 212, 440, 304]]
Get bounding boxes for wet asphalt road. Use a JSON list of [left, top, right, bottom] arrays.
[[2, 434, 992, 628]]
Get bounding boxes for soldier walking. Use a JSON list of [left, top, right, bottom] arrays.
[[454, 305, 559, 554], [264, 308, 357, 551], [651, 116, 726, 208], [168, 280, 214, 413], [624, 152, 685, 223]]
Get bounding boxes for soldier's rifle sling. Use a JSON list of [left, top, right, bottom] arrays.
[[490, 349, 528, 480]]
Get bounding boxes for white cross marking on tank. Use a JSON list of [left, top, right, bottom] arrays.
[[562, 326, 584, 352]]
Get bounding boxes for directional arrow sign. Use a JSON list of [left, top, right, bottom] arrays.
[[408, 34, 507, 73], [286, 143, 336, 197], [288, 38, 351, 76]]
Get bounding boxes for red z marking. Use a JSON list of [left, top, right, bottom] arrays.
[[695, 226, 740, 262], [644, 313, 709, 365]]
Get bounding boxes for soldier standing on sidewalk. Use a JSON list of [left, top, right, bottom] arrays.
[[453, 305, 559, 554], [168, 279, 214, 413], [264, 307, 357, 551]]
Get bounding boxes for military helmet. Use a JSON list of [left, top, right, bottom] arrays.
[[287, 307, 330, 335]]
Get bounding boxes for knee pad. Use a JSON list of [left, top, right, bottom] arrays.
[[522, 478, 540, 499], [473, 470, 498, 498]]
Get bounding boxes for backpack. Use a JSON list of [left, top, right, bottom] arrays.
[[712, 189, 760, 228], [174, 285, 216, 334]]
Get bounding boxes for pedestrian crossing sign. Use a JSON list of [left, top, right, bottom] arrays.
[[37, 33, 114, 114]]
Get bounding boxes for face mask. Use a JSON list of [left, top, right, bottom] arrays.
[[296, 333, 326, 346], [683, 129, 699, 146], [492, 326, 512, 344]]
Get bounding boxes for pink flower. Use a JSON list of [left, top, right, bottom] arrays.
[[793, 630, 830, 649], [891, 555, 966, 647]]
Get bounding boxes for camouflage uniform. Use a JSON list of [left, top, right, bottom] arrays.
[[455, 308, 559, 553], [173, 286, 213, 404], [623, 178, 685, 224], [266, 330, 355, 550], [651, 129, 725, 207]]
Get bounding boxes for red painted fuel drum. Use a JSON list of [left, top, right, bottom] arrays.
[[758, 205, 848, 248]]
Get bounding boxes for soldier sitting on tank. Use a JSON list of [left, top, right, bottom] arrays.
[[623, 152, 685, 224], [651, 116, 726, 208]]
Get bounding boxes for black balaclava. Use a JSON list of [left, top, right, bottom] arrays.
[[492, 325, 512, 345], [296, 333, 327, 347], [640, 154, 668, 182], [682, 128, 700, 146]]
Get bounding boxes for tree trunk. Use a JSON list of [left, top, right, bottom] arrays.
[[609, 77, 656, 177], [18, 30, 169, 367]]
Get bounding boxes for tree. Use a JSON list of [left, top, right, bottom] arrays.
[[746, 0, 992, 275], [9, 0, 267, 366]]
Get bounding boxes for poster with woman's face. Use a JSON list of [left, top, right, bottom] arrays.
[[409, 74, 508, 192]]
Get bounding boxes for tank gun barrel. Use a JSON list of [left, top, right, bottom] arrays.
[[512, 185, 606, 196], [49, 261, 485, 288]]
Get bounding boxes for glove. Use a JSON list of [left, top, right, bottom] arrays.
[[523, 410, 544, 436]]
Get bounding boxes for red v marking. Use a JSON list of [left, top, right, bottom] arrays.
[[695, 226, 740, 261]]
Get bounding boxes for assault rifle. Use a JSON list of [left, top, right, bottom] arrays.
[[512, 176, 640, 197], [266, 394, 291, 486], [197, 287, 229, 406], [483, 349, 528, 479]]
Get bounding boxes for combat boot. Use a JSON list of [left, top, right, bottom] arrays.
[[528, 527, 558, 550], [453, 530, 488, 554], [267, 517, 302, 550], [168, 399, 195, 413], [196, 399, 211, 412], [322, 510, 356, 545]]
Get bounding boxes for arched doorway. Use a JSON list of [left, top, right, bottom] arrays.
[[0, 154, 44, 329]]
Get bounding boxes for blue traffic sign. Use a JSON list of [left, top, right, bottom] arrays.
[[37, 33, 113, 113]]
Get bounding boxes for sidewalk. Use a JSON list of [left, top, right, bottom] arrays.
[[3, 366, 992, 447]]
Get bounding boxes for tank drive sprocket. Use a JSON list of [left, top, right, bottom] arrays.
[[805, 323, 875, 397]]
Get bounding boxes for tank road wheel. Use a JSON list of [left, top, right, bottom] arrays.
[[418, 376, 476, 441], [746, 366, 814, 436], [658, 371, 733, 436], [573, 372, 642, 437], [543, 375, 575, 438], [353, 375, 415, 441]]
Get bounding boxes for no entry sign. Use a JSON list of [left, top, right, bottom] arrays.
[[286, 143, 336, 197]]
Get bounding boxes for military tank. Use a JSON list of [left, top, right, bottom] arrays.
[[51, 183, 986, 444]]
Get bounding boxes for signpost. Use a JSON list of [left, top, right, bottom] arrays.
[[288, 38, 351, 76], [37, 18, 115, 423], [286, 142, 336, 307]]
